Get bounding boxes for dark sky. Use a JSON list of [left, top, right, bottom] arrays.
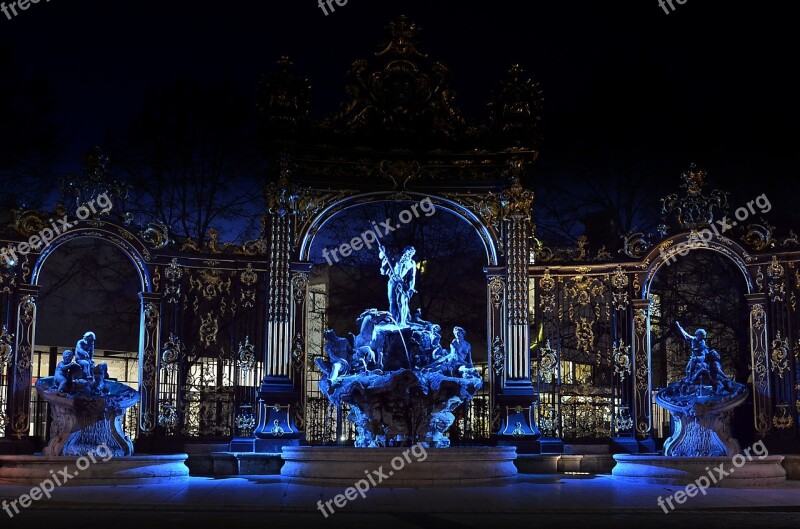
[[1, 1, 796, 205]]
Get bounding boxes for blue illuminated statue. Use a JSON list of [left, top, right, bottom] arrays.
[[379, 244, 416, 327], [316, 246, 482, 448], [655, 322, 747, 457], [36, 332, 139, 457]]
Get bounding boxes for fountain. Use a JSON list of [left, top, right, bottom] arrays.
[[0, 332, 189, 485], [612, 322, 786, 487], [281, 245, 518, 482]]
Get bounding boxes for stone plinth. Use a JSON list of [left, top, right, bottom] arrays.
[[0, 454, 190, 485], [612, 454, 786, 487], [281, 446, 517, 485]]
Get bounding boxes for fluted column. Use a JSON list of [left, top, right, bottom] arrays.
[[495, 171, 540, 448], [254, 168, 302, 447]]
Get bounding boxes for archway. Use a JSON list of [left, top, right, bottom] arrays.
[[642, 234, 758, 446], [20, 224, 161, 446], [299, 196, 495, 444], [34, 238, 141, 445]]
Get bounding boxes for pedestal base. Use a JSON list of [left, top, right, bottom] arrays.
[[281, 446, 517, 485], [0, 454, 190, 485], [612, 454, 786, 487]]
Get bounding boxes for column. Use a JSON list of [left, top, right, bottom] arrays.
[[631, 298, 652, 441], [496, 174, 540, 449], [6, 284, 39, 445], [137, 292, 162, 442], [253, 191, 302, 447], [745, 293, 771, 437]]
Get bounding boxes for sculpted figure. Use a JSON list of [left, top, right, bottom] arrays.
[[316, 329, 351, 381], [54, 350, 84, 393], [75, 331, 96, 378], [676, 322, 709, 383], [379, 245, 417, 327]]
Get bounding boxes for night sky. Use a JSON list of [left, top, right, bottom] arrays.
[[1, 0, 797, 221]]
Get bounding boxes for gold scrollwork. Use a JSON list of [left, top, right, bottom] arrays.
[[537, 340, 557, 380], [634, 309, 647, 337], [190, 269, 232, 301], [613, 340, 632, 382], [488, 276, 505, 309], [291, 272, 309, 303], [772, 404, 794, 429], [771, 331, 790, 377], [575, 317, 594, 353], [491, 336, 505, 377], [767, 255, 785, 302], [199, 313, 219, 347]]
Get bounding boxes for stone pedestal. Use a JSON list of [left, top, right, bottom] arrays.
[[655, 385, 747, 457], [612, 454, 786, 487], [36, 378, 139, 457], [281, 446, 517, 484], [0, 454, 190, 485]]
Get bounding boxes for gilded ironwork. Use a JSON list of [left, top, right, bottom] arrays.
[[575, 317, 595, 354], [742, 222, 777, 251], [190, 268, 232, 301], [612, 340, 632, 382], [770, 331, 790, 378], [240, 263, 258, 308], [611, 266, 630, 310], [767, 255, 785, 302], [660, 164, 728, 231], [491, 336, 505, 377], [538, 268, 556, 314], [158, 403, 178, 433], [614, 405, 634, 432], [199, 312, 219, 347], [487, 64, 543, 145], [501, 174, 534, 221], [0, 325, 13, 366], [537, 340, 557, 380], [291, 333, 305, 373], [161, 333, 184, 369], [237, 336, 256, 373], [488, 276, 505, 309], [235, 404, 257, 437], [772, 404, 793, 429]]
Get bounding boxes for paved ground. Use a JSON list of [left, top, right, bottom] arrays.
[[1, 473, 799, 528]]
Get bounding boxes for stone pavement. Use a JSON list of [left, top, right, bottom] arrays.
[[1, 473, 799, 529]]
